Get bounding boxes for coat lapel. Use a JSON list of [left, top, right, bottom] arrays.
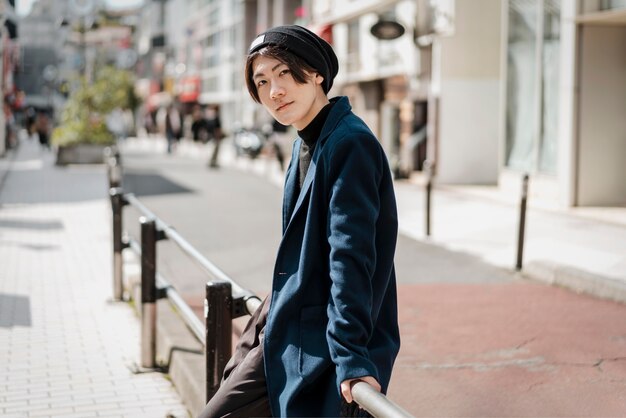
[[287, 146, 319, 226], [283, 97, 352, 232], [282, 139, 300, 233]]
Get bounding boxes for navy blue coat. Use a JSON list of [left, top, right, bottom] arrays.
[[263, 96, 401, 416]]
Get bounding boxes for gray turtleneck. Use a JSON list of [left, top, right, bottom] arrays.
[[296, 102, 334, 189]]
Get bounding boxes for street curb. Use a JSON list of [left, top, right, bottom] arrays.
[[523, 260, 626, 305]]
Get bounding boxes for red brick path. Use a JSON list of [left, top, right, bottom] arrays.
[[389, 282, 626, 416]]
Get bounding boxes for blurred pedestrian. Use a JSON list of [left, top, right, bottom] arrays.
[[25, 106, 36, 137], [190, 104, 209, 143], [35, 111, 51, 149], [199, 25, 400, 418], [143, 109, 155, 136], [164, 103, 182, 154], [205, 105, 223, 168], [3, 100, 16, 150]]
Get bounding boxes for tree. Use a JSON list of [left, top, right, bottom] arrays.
[[52, 66, 140, 146]]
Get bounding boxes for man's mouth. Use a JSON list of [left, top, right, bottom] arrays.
[[276, 102, 292, 112]]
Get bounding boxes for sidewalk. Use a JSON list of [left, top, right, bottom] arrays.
[[126, 135, 626, 303], [0, 137, 189, 418], [394, 177, 626, 301]]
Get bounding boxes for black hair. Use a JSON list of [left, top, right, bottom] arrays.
[[244, 45, 317, 103]]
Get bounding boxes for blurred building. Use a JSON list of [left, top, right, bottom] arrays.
[[436, 0, 625, 208], [184, 0, 240, 119], [136, 0, 304, 133], [16, 0, 138, 118], [15, 0, 69, 110], [183, 0, 278, 132], [309, 0, 624, 209], [0, 0, 19, 156], [308, 0, 422, 177], [129, 0, 625, 209], [135, 0, 190, 133]]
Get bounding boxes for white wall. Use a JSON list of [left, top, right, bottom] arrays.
[[436, 0, 502, 184], [577, 25, 626, 206], [438, 79, 500, 182]]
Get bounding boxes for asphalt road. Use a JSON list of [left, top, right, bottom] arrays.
[[121, 150, 282, 296]]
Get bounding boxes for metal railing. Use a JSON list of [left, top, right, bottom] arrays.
[[106, 148, 413, 417], [109, 186, 262, 400], [352, 382, 414, 418]]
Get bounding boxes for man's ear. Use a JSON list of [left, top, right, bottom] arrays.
[[314, 73, 325, 86]]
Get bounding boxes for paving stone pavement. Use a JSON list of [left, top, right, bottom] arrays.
[[0, 137, 190, 418]]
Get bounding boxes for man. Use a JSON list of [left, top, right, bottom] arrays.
[[199, 25, 400, 417]]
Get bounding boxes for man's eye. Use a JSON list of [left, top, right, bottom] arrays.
[[257, 80, 266, 87], [279, 69, 290, 76]]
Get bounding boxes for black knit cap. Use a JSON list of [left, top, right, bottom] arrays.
[[248, 25, 339, 94]]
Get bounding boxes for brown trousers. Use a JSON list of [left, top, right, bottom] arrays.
[[197, 295, 371, 418], [197, 296, 272, 418]]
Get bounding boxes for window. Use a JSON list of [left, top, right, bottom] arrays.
[[600, 0, 626, 10], [346, 20, 360, 73], [505, 0, 560, 175], [203, 74, 218, 92], [539, 0, 560, 173], [208, 7, 220, 27], [203, 33, 221, 68]]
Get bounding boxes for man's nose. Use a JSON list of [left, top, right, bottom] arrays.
[[270, 82, 285, 99]]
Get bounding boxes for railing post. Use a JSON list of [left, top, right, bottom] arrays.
[[105, 146, 122, 188], [140, 216, 158, 369], [516, 173, 529, 271], [205, 281, 233, 403], [424, 160, 433, 237], [110, 188, 126, 301]]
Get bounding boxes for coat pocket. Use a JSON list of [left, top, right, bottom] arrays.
[[299, 305, 331, 384]]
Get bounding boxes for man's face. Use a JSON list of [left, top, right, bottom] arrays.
[[252, 55, 327, 130]]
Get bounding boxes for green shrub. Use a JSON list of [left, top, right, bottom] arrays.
[[52, 66, 139, 147]]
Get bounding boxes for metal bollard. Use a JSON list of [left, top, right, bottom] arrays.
[[110, 188, 127, 301], [105, 147, 122, 188], [423, 160, 433, 237], [140, 217, 158, 368], [104, 147, 113, 186], [205, 281, 233, 402], [516, 174, 529, 271]]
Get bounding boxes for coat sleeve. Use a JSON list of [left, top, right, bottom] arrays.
[[324, 131, 384, 387]]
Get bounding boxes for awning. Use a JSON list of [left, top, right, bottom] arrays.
[[178, 76, 201, 103], [309, 24, 334, 45]]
